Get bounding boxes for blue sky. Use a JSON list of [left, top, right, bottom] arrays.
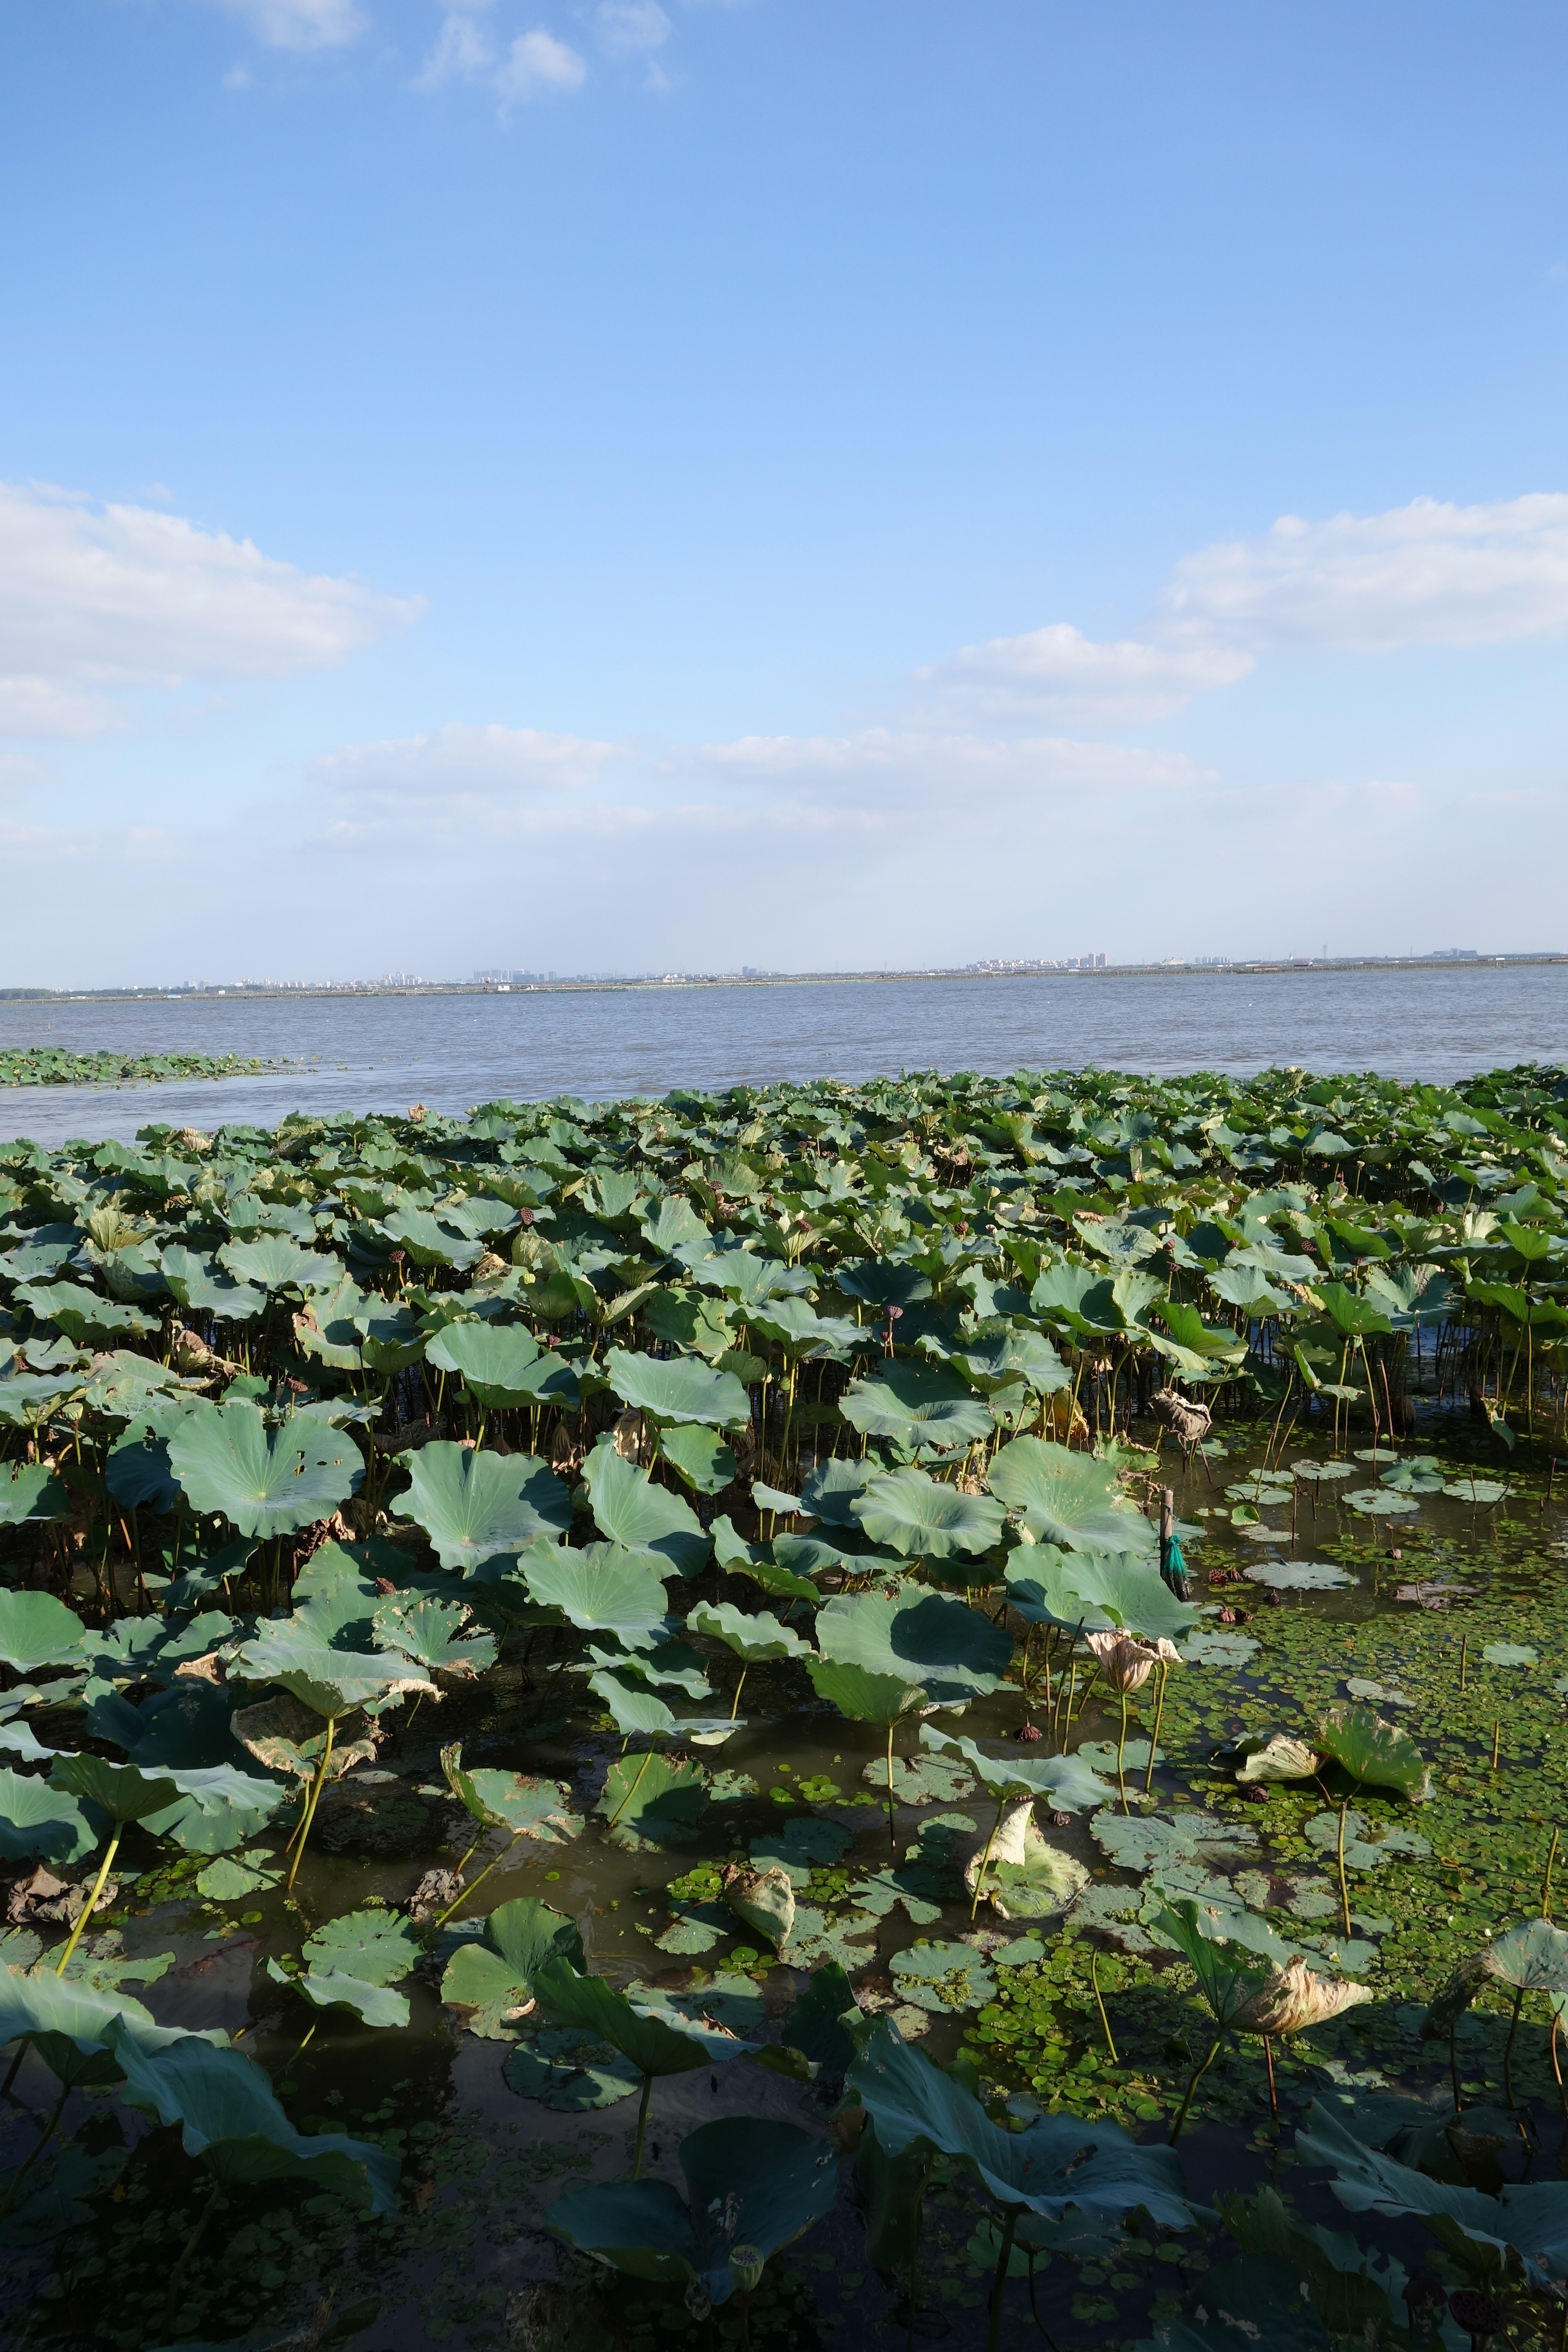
[[2, 0, 1566, 984]]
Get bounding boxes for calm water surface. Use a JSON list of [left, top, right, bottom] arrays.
[[1, 964, 1564, 1144]]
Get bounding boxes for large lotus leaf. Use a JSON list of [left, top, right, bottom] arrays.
[[1295, 2100, 1568, 2289], [866, 1753, 976, 1806], [284, 1969, 410, 2030], [1483, 1919, 1568, 1996], [710, 1515, 819, 1603], [685, 1598, 811, 1664], [534, 1959, 713, 2080], [217, 1235, 338, 1295], [373, 1596, 497, 1677], [1029, 1263, 1123, 1334], [195, 1849, 281, 1900], [0, 1965, 206, 2064], [750, 1815, 855, 1886], [544, 2116, 837, 2305], [988, 1438, 1156, 1557], [105, 1419, 183, 1513], [581, 1442, 708, 1573], [0, 1767, 97, 1864], [604, 1348, 750, 1429], [949, 1328, 1071, 1396], [848, 2020, 1194, 2227], [0, 1372, 84, 1427], [743, 1297, 868, 1360], [641, 1195, 714, 1259], [840, 1363, 992, 1451], [229, 1622, 435, 1718], [655, 1423, 737, 1494], [1093, 1806, 1260, 1877], [303, 1909, 423, 1985], [504, 2024, 645, 2110], [808, 1658, 929, 1726], [779, 1962, 869, 2073], [105, 2025, 398, 2213], [1014, 1546, 1195, 1641], [1303, 1810, 1431, 1872], [814, 1590, 1011, 1705], [167, 1402, 362, 1538], [588, 1670, 681, 1737], [522, 1543, 671, 1649], [1316, 1705, 1430, 1801], [849, 1468, 1006, 1560], [48, 1754, 180, 1824], [398, 1442, 571, 1569], [423, 1319, 541, 1403], [159, 1246, 266, 1320], [440, 1744, 583, 1843], [0, 1462, 68, 1528], [978, 1807, 1091, 1921], [379, 1206, 483, 1271], [440, 1900, 585, 2036], [1246, 1561, 1356, 1591], [596, 1751, 706, 1849], [15, 1282, 157, 1344], [141, 1764, 291, 1855], [919, 1726, 1114, 1811], [0, 1592, 85, 1672], [1145, 1899, 1274, 2027]]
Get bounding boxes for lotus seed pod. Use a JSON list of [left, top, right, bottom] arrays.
[[730, 2246, 765, 2293]]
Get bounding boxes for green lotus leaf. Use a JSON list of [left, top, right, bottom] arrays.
[[1006, 1546, 1195, 1640], [15, 1282, 157, 1344], [0, 1462, 68, 1529], [140, 1764, 291, 1854], [373, 1596, 498, 1677], [977, 1807, 1091, 1921], [302, 1908, 423, 1985], [229, 1622, 435, 1717], [1481, 1641, 1538, 1667], [889, 1939, 996, 2013], [987, 1437, 1157, 1556], [544, 2115, 837, 2305], [194, 1850, 281, 1900], [216, 1235, 337, 1295], [1316, 1705, 1431, 1801], [815, 1589, 1011, 1705], [742, 1297, 869, 1359], [655, 1423, 737, 1494], [919, 1726, 1114, 1811], [167, 1402, 362, 1538], [725, 1863, 795, 1952], [0, 1766, 97, 1865], [1483, 1918, 1568, 1996], [1443, 1478, 1512, 1504], [848, 2020, 1195, 2227], [849, 1467, 1006, 1560], [807, 1658, 929, 1726], [580, 1440, 708, 1573], [503, 2024, 645, 2110], [604, 1348, 750, 1429], [397, 1442, 570, 1569], [862, 1753, 976, 1806], [947, 1328, 1071, 1396], [439, 1900, 585, 2036], [521, 1543, 671, 1650], [0, 1371, 85, 1427], [423, 1319, 541, 1403], [840, 1362, 992, 1451], [285, 1969, 410, 2030], [48, 1754, 180, 1823], [749, 1815, 854, 1886], [686, 1598, 811, 1664], [1145, 1898, 1273, 2028], [641, 1195, 714, 1259], [105, 2025, 398, 2213], [0, 1591, 85, 1671], [440, 1743, 583, 1843], [1303, 1809, 1431, 1870], [534, 1959, 714, 2082], [596, 1751, 706, 1849], [104, 1418, 186, 1514], [1245, 1560, 1356, 1591], [379, 1206, 483, 1270], [710, 1516, 819, 1603]]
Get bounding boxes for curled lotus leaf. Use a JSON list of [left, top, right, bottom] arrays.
[[849, 1467, 1006, 1560], [1481, 1918, 1568, 1998], [441, 1900, 584, 2037], [230, 1694, 379, 1780], [1228, 1955, 1373, 2037], [1316, 1705, 1431, 1802], [580, 1442, 709, 1575], [968, 1800, 1091, 1921], [423, 1321, 541, 1404], [722, 1861, 796, 1953], [440, 1743, 583, 1843], [1235, 1735, 1324, 1785], [920, 1725, 1114, 1811], [229, 1624, 435, 1719], [685, 1598, 811, 1664]]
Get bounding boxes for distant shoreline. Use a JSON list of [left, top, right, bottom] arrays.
[[2, 953, 1565, 1007]]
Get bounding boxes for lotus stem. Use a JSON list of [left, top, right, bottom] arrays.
[[985, 2207, 1019, 2352], [1504, 1988, 1526, 2120], [1090, 1949, 1118, 2064], [604, 1748, 654, 1831], [969, 1796, 1007, 1924], [1491, 1720, 1501, 1772], [1168, 2034, 1223, 2144], [886, 1724, 897, 1855], [1460, 1633, 1469, 1691], [285, 1714, 337, 1896], [433, 1835, 524, 1929], [1144, 1661, 1168, 1795], [1336, 1795, 1352, 1942], [632, 2071, 653, 2180], [53, 1826, 122, 1977], [297, 2020, 318, 2057], [1025, 2249, 1063, 2350], [1263, 2034, 1278, 2122], [1451, 2022, 1463, 2120], [730, 1667, 748, 1722], [0, 2083, 70, 2220], [163, 2177, 222, 2330], [2, 2043, 25, 2101], [1546, 1828, 1561, 1921], [1116, 1693, 1130, 1814]]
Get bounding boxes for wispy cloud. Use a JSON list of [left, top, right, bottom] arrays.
[[678, 729, 1210, 803], [202, 0, 367, 50], [313, 721, 616, 834], [594, 1, 671, 57], [924, 494, 1568, 731], [415, 8, 587, 101], [0, 482, 421, 742]]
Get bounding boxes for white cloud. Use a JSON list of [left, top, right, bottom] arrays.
[[413, 1, 495, 90], [595, 1, 670, 56], [926, 493, 1568, 731], [0, 482, 420, 741], [495, 28, 587, 100], [204, 0, 366, 50], [313, 722, 615, 832], [680, 728, 1210, 802]]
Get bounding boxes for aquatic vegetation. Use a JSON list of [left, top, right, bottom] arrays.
[[2, 1059, 1568, 2347], [0, 1049, 283, 1091]]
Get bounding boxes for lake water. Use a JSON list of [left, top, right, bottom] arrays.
[[1, 961, 1565, 1144]]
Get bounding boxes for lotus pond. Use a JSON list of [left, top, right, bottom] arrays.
[[3, 1061, 1568, 2352]]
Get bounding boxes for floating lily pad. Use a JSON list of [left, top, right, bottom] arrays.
[[1303, 1809, 1432, 1871], [503, 2026, 644, 2111], [195, 1849, 282, 1900], [860, 1751, 976, 1807], [1345, 1488, 1420, 1517], [1442, 1480, 1512, 1504], [786, 1904, 879, 1970], [1180, 1628, 1261, 1665], [750, 1815, 854, 1886], [303, 1909, 422, 1986], [1244, 1560, 1356, 1591], [889, 1939, 996, 2013], [1091, 1808, 1259, 1877], [1481, 1642, 1538, 1667]]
